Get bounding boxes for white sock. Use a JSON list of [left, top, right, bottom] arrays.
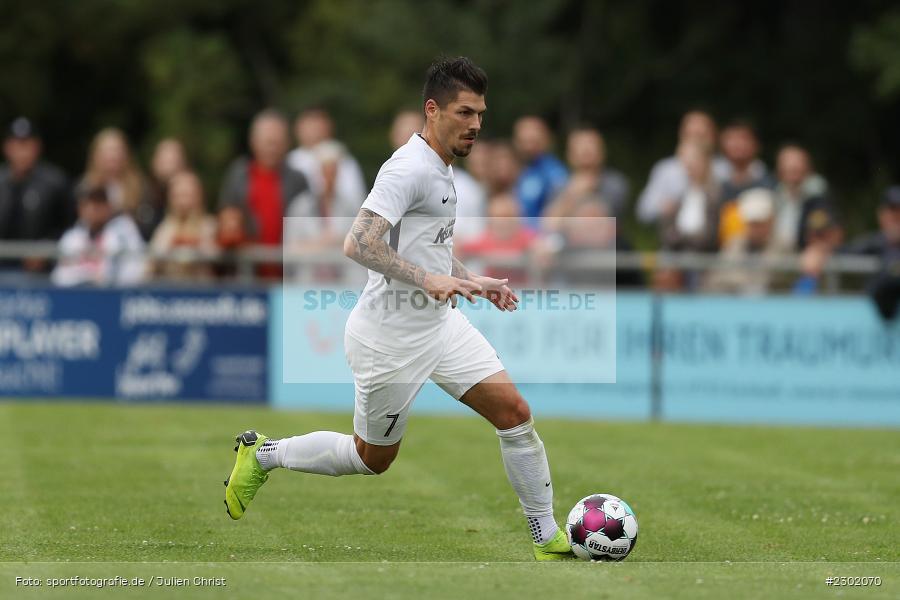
[[256, 432, 374, 476], [497, 417, 558, 545]]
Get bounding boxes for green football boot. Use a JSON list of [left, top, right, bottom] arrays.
[[224, 430, 269, 520], [533, 527, 575, 561]]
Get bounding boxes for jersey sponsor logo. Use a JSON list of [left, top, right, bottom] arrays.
[[433, 218, 455, 244], [441, 196, 450, 204]]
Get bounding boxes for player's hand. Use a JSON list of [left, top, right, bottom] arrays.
[[471, 275, 519, 312], [424, 273, 483, 306]]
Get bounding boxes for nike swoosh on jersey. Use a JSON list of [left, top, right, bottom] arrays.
[[441, 196, 449, 204]]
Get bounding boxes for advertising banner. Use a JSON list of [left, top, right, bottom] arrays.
[[272, 290, 899, 426], [661, 296, 900, 426], [0, 287, 268, 403]]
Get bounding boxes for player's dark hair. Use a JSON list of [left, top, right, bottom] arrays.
[[422, 56, 488, 109]]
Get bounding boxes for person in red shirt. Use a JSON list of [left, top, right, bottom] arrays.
[[219, 109, 311, 277]]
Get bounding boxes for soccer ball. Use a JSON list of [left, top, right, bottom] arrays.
[[565, 493, 638, 561]]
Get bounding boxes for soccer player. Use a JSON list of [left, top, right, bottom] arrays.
[[225, 57, 573, 561]]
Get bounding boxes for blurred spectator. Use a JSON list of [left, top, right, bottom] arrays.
[[844, 187, 900, 319], [214, 206, 247, 279], [704, 188, 789, 295], [772, 144, 829, 250], [295, 106, 332, 148], [542, 201, 618, 287], [389, 110, 424, 151], [792, 206, 844, 295], [563, 201, 617, 248], [459, 194, 535, 285], [312, 140, 364, 222], [718, 121, 770, 200], [636, 110, 728, 224], [543, 126, 630, 225], [287, 106, 366, 213], [219, 109, 310, 248], [486, 140, 520, 197], [216, 207, 246, 250], [453, 169, 487, 244], [717, 121, 772, 245], [452, 136, 492, 244], [149, 137, 189, 209], [0, 117, 73, 272], [513, 116, 568, 224], [52, 186, 146, 287], [286, 139, 371, 283], [149, 171, 217, 280], [81, 127, 158, 241], [465, 138, 492, 187], [658, 141, 721, 252], [285, 140, 360, 248]]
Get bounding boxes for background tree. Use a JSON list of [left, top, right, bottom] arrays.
[[0, 0, 897, 243]]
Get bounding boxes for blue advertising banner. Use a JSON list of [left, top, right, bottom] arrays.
[[0, 287, 268, 403], [661, 296, 900, 426], [271, 290, 900, 426], [7, 284, 896, 426]]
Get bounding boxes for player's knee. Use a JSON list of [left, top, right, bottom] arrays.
[[511, 401, 532, 428], [363, 453, 395, 474], [497, 396, 532, 430], [356, 440, 399, 475]]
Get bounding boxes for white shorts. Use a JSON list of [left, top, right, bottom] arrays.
[[344, 307, 504, 446]]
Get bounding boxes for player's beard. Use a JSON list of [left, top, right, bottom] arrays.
[[452, 134, 478, 157], [452, 144, 473, 158]]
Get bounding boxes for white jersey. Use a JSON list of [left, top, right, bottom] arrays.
[[345, 133, 458, 355]]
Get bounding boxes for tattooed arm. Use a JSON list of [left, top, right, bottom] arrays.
[[343, 208, 427, 287], [451, 256, 472, 281], [344, 208, 483, 304]]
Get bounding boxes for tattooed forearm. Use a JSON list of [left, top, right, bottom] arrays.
[[344, 209, 428, 287], [451, 256, 472, 281]]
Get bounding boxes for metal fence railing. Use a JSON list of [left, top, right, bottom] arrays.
[[0, 241, 882, 292]]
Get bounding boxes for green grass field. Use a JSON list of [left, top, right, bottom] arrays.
[[1, 401, 898, 599]]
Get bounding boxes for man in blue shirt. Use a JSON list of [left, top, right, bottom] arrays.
[[513, 116, 568, 225]]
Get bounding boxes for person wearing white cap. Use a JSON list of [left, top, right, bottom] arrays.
[[704, 187, 791, 295], [738, 187, 774, 226]]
